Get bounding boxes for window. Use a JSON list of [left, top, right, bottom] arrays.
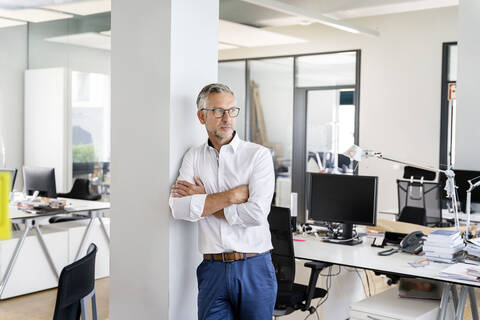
[[71, 71, 111, 186]]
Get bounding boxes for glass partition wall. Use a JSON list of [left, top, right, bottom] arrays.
[[219, 50, 361, 215], [27, 13, 111, 198]]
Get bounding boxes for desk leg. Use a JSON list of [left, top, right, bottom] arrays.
[[439, 283, 452, 320], [0, 220, 31, 297], [468, 287, 479, 320], [451, 285, 459, 310], [456, 286, 468, 320], [33, 224, 59, 279], [98, 213, 110, 245], [75, 212, 96, 261]]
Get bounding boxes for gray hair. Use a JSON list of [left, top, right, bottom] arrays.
[[196, 83, 234, 109]]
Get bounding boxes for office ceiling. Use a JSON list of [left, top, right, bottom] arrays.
[[0, 0, 459, 50], [220, 0, 458, 27]]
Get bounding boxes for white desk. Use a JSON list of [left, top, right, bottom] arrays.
[[0, 199, 110, 297], [294, 235, 479, 320]]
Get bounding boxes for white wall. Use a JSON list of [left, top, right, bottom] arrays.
[[0, 25, 27, 189], [220, 7, 458, 211], [455, 0, 480, 170]]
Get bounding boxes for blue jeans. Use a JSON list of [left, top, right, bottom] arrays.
[[197, 252, 277, 320]]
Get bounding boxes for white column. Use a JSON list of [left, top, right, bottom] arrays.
[[455, 0, 480, 170], [110, 1, 218, 319]]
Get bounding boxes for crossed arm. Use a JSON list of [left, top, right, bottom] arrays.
[[169, 148, 274, 226], [170, 177, 249, 219]]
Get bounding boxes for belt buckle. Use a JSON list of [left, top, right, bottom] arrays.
[[222, 252, 235, 263]]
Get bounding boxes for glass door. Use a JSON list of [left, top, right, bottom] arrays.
[[306, 89, 356, 174]]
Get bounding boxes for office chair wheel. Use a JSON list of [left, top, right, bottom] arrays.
[[308, 306, 316, 314]]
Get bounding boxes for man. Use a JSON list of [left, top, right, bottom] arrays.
[[169, 83, 277, 320]]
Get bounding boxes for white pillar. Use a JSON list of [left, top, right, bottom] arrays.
[[455, 0, 480, 170], [110, 0, 218, 319]]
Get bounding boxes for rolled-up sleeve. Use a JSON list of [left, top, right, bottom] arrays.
[[169, 148, 206, 222], [223, 148, 274, 227]]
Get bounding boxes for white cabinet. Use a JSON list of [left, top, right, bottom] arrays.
[[48, 217, 110, 279], [0, 226, 68, 299], [350, 287, 454, 320], [25, 68, 71, 193], [0, 217, 110, 299]]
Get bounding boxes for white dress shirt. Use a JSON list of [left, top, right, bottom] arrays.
[[169, 133, 275, 254]]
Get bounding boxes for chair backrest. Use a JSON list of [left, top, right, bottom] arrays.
[[64, 179, 101, 201], [398, 206, 427, 226], [268, 206, 295, 293], [397, 179, 442, 225], [53, 243, 97, 320]]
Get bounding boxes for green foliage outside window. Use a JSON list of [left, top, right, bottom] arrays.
[[72, 144, 96, 163]]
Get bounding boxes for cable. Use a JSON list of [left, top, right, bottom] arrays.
[[320, 265, 341, 277]]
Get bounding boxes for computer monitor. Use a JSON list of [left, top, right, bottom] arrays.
[[0, 168, 17, 191], [308, 173, 378, 245], [440, 169, 480, 210], [23, 166, 57, 198]]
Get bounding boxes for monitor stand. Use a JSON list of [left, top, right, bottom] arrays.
[[323, 223, 362, 246]]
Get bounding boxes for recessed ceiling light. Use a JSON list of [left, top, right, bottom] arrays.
[[240, 0, 379, 37], [0, 17, 26, 28], [0, 0, 84, 9], [0, 8, 72, 22], [219, 19, 307, 47], [45, 0, 111, 16], [299, 20, 312, 26], [219, 42, 238, 50], [45, 32, 110, 50]]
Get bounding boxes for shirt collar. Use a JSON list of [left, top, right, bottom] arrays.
[[206, 131, 240, 153]]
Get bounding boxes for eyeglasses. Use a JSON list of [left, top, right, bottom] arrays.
[[201, 107, 240, 118]]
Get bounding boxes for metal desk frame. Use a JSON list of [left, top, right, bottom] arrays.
[[0, 199, 110, 298], [294, 235, 479, 320]]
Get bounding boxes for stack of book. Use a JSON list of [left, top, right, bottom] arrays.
[[423, 230, 464, 263]]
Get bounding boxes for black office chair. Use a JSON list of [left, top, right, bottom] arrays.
[[53, 243, 98, 320], [268, 206, 330, 317], [50, 179, 101, 224], [397, 166, 441, 226], [398, 206, 427, 226], [58, 178, 101, 201]]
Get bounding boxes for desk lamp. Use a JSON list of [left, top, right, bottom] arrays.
[[466, 177, 480, 234], [344, 144, 461, 233]]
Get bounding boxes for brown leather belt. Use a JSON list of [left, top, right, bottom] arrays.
[[203, 252, 261, 262]]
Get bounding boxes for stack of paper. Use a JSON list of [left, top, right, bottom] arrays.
[[423, 230, 464, 263], [466, 238, 480, 257], [439, 263, 480, 282]]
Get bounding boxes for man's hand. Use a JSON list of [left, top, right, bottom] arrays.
[[170, 176, 205, 198], [212, 210, 226, 220], [228, 185, 249, 204]]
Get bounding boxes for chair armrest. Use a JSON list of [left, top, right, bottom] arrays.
[[302, 262, 331, 311]]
